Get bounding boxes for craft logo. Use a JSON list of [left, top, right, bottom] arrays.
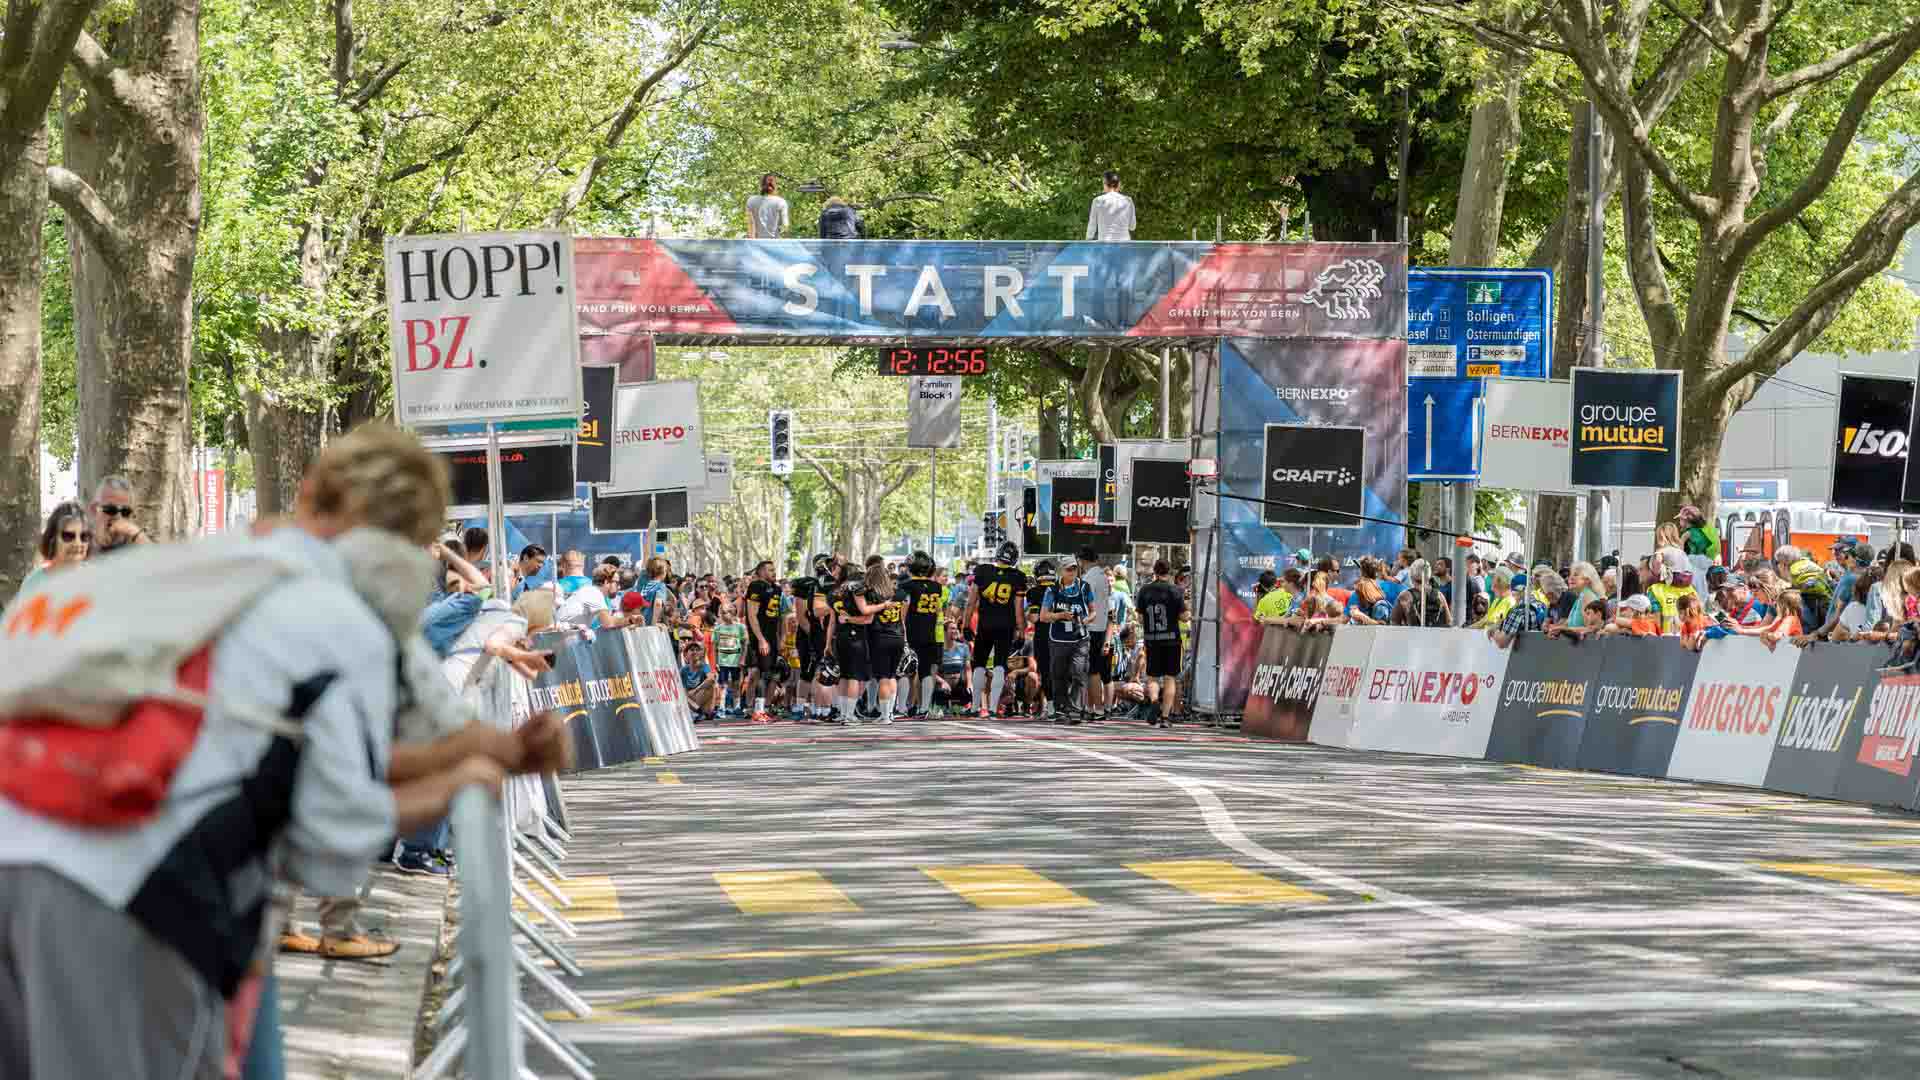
[[1858, 676, 1920, 776], [616, 424, 686, 445], [1591, 682, 1686, 725], [1272, 467, 1357, 486], [1839, 424, 1908, 459], [1276, 387, 1359, 402], [1489, 422, 1570, 448], [1136, 495, 1191, 511], [1251, 663, 1324, 706], [1578, 403, 1666, 453], [1777, 682, 1863, 753], [1502, 678, 1587, 717], [1683, 681, 1781, 736]]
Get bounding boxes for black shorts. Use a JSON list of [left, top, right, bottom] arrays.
[[971, 624, 1019, 670], [1145, 641, 1182, 679], [868, 633, 905, 682], [1088, 631, 1110, 680], [752, 624, 784, 674], [835, 631, 872, 683], [796, 623, 828, 681], [1031, 634, 1052, 696], [910, 641, 942, 680]]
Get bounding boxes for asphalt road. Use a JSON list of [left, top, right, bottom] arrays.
[[532, 715, 1920, 1079]]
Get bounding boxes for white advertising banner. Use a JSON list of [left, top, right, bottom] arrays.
[[609, 379, 705, 494], [385, 231, 582, 426], [1480, 378, 1573, 492], [622, 627, 700, 756], [1667, 636, 1802, 788], [1107, 439, 1188, 524], [1345, 628, 1511, 759], [1308, 626, 1379, 749]]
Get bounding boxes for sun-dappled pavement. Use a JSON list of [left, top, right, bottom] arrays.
[[529, 718, 1920, 1078]]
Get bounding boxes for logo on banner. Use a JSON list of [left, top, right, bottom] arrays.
[[1777, 683, 1863, 753], [1299, 259, 1387, 320], [1369, 668, 1496, 727], [1502, 678, 1588, 718], [1060, 501, 1096, 525], [1262, 423, 1365, 528], [1684, 681, 1781, 735], [1251, 663, 1326, 706], [617, 425, 687, 444], [1858, 676, 1920, 776], [1578, 404, 1667, 453], [1271, 467, 1357, 486], [1592, 682, 1686, 726], [1489, 423, 1570, 447], [1137, 495, 1190, 511], [1276, 387, 1360, 402], [1321, 664, 1364, 703], [1840, 424, 1908, 458]]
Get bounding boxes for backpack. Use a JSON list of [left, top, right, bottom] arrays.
[[0, 534, 314, 826]]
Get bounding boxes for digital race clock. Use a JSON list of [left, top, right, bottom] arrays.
[[875, 346, 992, 377]]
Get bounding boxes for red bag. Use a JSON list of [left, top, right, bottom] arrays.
[[0, 647, 212, 827]]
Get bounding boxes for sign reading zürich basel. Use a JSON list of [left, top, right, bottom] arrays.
[[385, 231, 583, 426]]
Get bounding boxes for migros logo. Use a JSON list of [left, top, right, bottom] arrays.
[[1684, 681, 1781, 736], [1839, 424, 1908, 459]]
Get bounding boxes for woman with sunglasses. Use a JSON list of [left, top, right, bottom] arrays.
[[25, 501, 93, 588]]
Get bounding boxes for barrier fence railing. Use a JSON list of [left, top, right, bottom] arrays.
[[1239, 622, 1920, 812]]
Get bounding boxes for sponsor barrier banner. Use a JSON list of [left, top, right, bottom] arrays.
[[1570, 368, 1682, 490], [1486, 634, 1593, 768], [1344, 628, 1508, 759], [1262, 423, 1366, 528], [576, 365, 614, 484], [1575, 636, 1697, 777], [1830, 372, 1914, 515], [610, 379, 705, 494], [1242, 628, 1335, 741], [1308, 625, 1378, 749], [1837, 669, 1920, 809], [526, 626, 696, 771], [1761, 642, 1871, 800], [1668, 636, 1798, 788], [565, 239, 1406, 342], [385, 230, 582, 426], [1127, 458, 1193, 545], [907, 375, 963, 449], [1480, 378, 1573, 492]]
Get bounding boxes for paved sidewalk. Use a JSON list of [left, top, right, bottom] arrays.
[[277, 865, 452, 1079]]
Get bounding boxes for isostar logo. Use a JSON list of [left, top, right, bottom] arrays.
[[1275, 387, 1359, 402], [1502, 678, 1587, 717], [1839, 424, 1908, 459], [1368, 668, 1496, 706], [1578, 403, 1667, 453], [1857, 676, 1920, 776], [1777, 683, 1863, 753], [1299, 258, 1386, 320], [1136, 495, 1191, 510], [1489, 423, 1570, 448], [1272, 467, 1356, 486], [1683, 681, 1782, 736], [1591, 682, 1686, 725], [1251, 663, 1324, 706], [616, 425, 687, 445]]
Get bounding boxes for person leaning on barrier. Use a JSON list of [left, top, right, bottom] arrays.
[[1392, 559, 1451, 628], [1488, 571, 1547, 648]]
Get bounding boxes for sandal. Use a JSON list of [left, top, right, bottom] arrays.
[[278, 931, 322, 955], [319, 934, 400, 960]]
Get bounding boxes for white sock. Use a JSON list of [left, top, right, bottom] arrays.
[[971, 668, 987, 704], [754, 697, 765, 715], [920, 677, 936, 712], [880, 697, 894, 723], [895, 680, 911, 711], [989, 669, 1007, 712]]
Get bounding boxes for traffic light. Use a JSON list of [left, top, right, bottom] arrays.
[[769, 410, 793, 476]]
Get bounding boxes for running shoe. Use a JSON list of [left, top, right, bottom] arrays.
[[749, 711, 775, 725]]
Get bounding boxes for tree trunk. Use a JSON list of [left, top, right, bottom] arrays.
[[1532, 103, 1596, 565], [1038, 399, 1063, 460], [1660, 352, 1736, 527], [246, 215, 336, 514], [0, 124, 49, 602], [58, 5, 203, 539]]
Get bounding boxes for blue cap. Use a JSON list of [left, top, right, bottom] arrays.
[[1511, 573, 1528, 589]]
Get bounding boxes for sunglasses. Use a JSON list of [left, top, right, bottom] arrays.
[[98, 505, 134, 518], [61, 529, 93, 543]]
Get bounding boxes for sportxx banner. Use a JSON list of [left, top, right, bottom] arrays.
[[1570, 368, 1682, 490], [1242, 627, 1335, 741], [564, 239, 1406, 341]]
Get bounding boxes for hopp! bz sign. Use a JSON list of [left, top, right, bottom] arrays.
[[1570, 369, 1681, 490]]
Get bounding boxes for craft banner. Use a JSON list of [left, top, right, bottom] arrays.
[[610, 379, 706, 494], [564, 239, 1406, 341], [1242, 627, 1335, 741], [1668, 636, 1800, 788], [576, 365, 614, 484], [907, 375, 963, 449], [1569, 368, 1682, 490], [1829, 373, 1914, 515], [1307, 626, 1377, 749], [1106, 440, 1188, 524], [386, 231, 582, 426], [1575, 636, 1697, 778], [438, 441, 575, 509], [1479, 378, 1573, 492], [1127, 458, 1194, 545], [1262, 424, 1365, 528], [1215, 337, 1407, 711], [1343, 628, 1508, 759], [1485, 634, 1593, 769]]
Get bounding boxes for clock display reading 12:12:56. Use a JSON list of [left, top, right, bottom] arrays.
[[875, 346, 992, 377]]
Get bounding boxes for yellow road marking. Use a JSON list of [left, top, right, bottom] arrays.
[[714, 869, 859, 914], [1860, 839, 1920, 846], [643, 756, 665, 764], [585, 940, 1087, 969], [771, 1025, 1300, 1076], [515, 875, 624, 924], [656, 772, 682, 785], [1759, 862, 1920, 895], [923, 865, 1095, 909], [1127, 861, 1328, 905], [591, 941, 1104, 1013], [1679, 803, 1811, 815]]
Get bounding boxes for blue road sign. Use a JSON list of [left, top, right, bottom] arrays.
[[1408, 268, 1553, 380], [1408, 376, 1484, 481], [935, 534, 957, 545]]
